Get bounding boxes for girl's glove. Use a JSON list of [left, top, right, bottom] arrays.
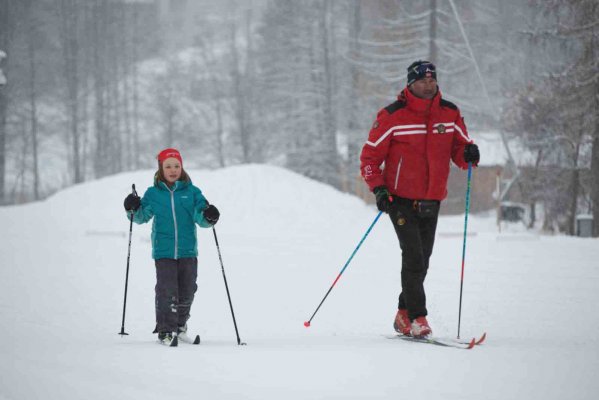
[[203, 204, 220, 225], [124, 194, 141, 211]]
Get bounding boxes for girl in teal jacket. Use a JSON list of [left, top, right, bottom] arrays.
[[123, 148, 220, 346]]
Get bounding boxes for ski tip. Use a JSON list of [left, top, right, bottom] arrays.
[[476, 332, 487, 345], [304, 321, 311, 328], [169, 336, 179, 347], [466, 338, 476, 349], [193, 335, 200, 345]]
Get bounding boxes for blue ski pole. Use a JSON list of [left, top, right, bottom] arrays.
[[304, 211, 384, 327], [457, 162, 473, 339]]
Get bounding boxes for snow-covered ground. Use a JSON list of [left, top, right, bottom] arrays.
[[1, 165, 598, 400]]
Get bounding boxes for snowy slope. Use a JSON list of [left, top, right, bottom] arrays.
[[1, 165, 598, 400]]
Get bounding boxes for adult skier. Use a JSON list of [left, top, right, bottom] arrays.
[[359, 60, 480, 338]]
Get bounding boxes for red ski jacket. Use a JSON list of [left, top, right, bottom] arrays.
[[360, 88, 473, 201]]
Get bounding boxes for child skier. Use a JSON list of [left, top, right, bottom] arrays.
[[123, 148, 220, 346]]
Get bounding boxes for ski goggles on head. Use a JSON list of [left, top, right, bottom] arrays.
[[407, 61, 437, 85], [413, 62, 436, 75]]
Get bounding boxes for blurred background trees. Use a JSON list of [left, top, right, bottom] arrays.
[[0, 0, 596, 236]]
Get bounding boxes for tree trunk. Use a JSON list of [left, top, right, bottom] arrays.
[[93, 0, 109, 178], [591, 135, 599, 237], [215, 98, 225, 168], [122, 3, 132, 170], [527, 149, 543, 229], [429, 0, 437, 64], [568, 168, 580, 236], [28, 17, 39, 200], [243, 6, 258, 162], [346, 0, 362, 194], [0, 0, 10, 203], [0, 73, 6, 204], [319, 0, 340, 188], [131, 5, 140, 169], [59, 0, 83, 184], [230, 21, 248, 163], [591, 9, 599, 237]]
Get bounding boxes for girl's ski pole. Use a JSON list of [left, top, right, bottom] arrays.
[[119, 184, 137, 336], [212, 226, 246, 345]]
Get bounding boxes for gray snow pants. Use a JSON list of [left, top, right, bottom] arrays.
[[154, 257, 198, 333]]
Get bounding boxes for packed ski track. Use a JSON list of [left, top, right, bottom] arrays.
[[1, 165, 598, 400]]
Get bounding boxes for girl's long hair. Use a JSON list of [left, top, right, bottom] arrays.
[[154, 164, 191, 186]]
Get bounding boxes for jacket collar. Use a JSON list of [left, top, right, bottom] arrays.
[[401, 87, 442, 114], [157, 180, 189, 191]]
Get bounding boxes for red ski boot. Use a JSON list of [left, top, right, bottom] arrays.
[[393, 309, 411, 336], [411, 316, 432, 338]]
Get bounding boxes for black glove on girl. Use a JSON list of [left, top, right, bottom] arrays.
[[124, 194, 141, 211], [203, 204, 220, 225]]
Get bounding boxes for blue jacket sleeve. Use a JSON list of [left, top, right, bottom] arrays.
[[192, 186, 212, 228]]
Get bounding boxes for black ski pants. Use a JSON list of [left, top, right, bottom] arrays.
[[154, 257, 198, 333], [389, 197, 440, 321]]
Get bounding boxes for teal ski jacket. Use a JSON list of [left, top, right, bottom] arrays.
[[128, 179, 213, 260]]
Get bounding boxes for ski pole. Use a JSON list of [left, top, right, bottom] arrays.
[[304, 210, 384, 327], [212, 226, 246, 345], [457, 163, 473, 339], [119, 184, 137, 336]]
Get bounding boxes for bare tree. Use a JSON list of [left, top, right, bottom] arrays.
[[516, 0, 599, 235], [228, 4, 260, 164], [0, 0, 12, 203], [58, 0, 84, 183], [316, 0, 340, 188], [193, 31, 229, 167], [92, 0, 109, 178], [344, 0, 364, 194], [26, 0, 42, 199]]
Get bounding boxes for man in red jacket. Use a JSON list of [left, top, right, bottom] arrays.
[[360, 60, 480, 338]]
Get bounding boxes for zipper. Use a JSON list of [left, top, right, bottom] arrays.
[[394, 157, 403, 190], [164, 183, 179, 259]]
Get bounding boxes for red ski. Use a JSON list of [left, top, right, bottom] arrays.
[[455, 332, 486, 346], [386, 332, 486, 349]]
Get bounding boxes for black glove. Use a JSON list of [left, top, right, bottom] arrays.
[[464, 144, 480, 165], [203, 204, 220, 225], [124, 194, 141, 211], [373, 186, 392, 213]]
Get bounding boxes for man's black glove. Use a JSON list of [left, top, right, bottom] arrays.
[[373, 186, 392, 213], [464, 143, 480, 165], [203, 204, 220, 225], [124, 194, 141, 211]]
